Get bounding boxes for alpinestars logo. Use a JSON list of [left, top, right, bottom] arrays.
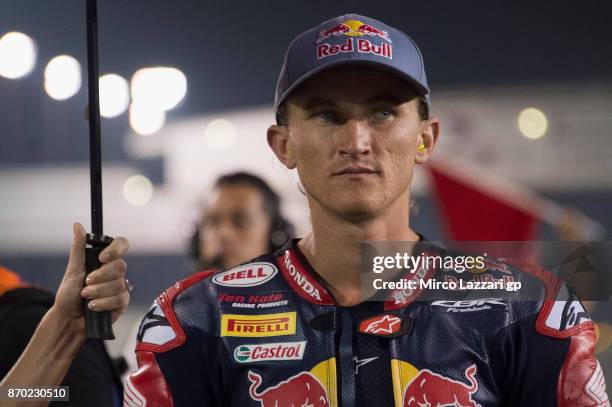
[[360, 314, 401, 335]]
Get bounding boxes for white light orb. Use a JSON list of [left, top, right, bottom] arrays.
[[99, 74, 130, 118], [205, 118, 236, 149], [131, 67, 187, 111], [129, 103, 166, 136], [44, 55, 81, 100], [518, 107, 548, 140], [0, 32, 37, 79], [123, 175, 154, 206]]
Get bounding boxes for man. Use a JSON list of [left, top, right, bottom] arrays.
[[191, 172, 294, 270], [126, 15, 609, 406], [1, 223, 130, 407]]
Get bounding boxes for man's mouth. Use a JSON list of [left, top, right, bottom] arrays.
[[332, 166, 380, 177]]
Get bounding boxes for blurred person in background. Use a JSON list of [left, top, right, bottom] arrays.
[[0, 223, 130, 407], [190, 171, 295, 270], [120, 171, 294, 380]]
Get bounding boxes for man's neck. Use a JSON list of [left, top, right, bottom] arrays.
[[298, 193, 419, 306]]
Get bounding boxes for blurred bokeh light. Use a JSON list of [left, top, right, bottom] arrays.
[[205, 118, 236, 149], [122, 174, 154, 206], [0, 32, 37, 79], [99, 73, 130, 118], [131, 67, 187, 111], [518, 107, 548, 139], [44, 55, 81, 100], [129, 103, 166, 135]]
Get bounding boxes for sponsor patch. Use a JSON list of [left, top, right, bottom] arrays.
[[234, 341, 306, 363], [283, 253, 322, 302], [315, 19, 392, 61], [385, 266, 429, 310], [358, 314, 411, 338], [219, 292, 289, 310], [213, 262, 277, 287], [403, 364, 479, 407], [317, 19, 392, 43], [316, 38, 392, 60], [248, 369, 330, 407], [482, 258, 513, 274], [221, 312, 296, 337], [544, 285, 590, 331], [444, 273, 515, 286], [137, 300, 175, 345], [431, 298, 507, 313]]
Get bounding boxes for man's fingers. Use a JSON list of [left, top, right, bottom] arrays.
[[88, 291, 129, 313], [86, 258, 127, 284], [66, 223, 87, 275], [81, 277, 126, 299], [99, 236, 129, 263]]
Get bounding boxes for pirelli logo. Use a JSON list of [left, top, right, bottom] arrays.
[[221, 312, 297, 337]]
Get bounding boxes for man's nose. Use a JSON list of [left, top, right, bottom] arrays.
[[216, 219, 235, 245], [338, 119, 371, 158]]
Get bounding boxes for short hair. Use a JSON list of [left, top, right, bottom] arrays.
[[275, 95, 429, 126], [214, 172, 281, 221], [189, 172, 295, 266]]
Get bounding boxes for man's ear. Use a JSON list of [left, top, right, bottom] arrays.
[[415, 117, 440, 165], [267, 125, 297, 169]]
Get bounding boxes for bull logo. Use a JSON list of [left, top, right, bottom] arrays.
[[403, 364, 480, 407], [248, 370, 329, 407]]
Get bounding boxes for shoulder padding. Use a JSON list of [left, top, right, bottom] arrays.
[[135, 270, 215, 353], [505, 259, 594, 339]]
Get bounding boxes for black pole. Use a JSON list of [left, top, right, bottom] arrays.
[[86, 0, 103, 234], [85, 0, 114, 340]]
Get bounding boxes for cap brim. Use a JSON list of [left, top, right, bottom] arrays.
[[275, 57, 430, 110]]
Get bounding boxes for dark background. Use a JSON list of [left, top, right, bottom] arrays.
[[2, 0, 612, 165]]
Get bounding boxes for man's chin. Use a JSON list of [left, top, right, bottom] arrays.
[[332, 200, 383, 222]]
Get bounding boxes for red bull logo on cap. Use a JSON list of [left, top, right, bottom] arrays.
[[316, 19, 393, 61], [317, 19, 392, 43]]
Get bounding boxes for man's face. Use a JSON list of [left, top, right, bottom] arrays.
[[199, 184, 271, 269], [278, 67, 434, 221]]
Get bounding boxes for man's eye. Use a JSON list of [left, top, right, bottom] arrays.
[[372, 109, 395, 121], [232, 213, 250, 230], [313, 111, 339, 123], [203, 217, 219, 228]]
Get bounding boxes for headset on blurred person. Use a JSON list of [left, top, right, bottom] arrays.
[[189, 172, 295, 269]]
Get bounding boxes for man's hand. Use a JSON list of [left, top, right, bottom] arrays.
[[53, 223, 130, 326]]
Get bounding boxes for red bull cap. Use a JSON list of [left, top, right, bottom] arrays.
[[275, 13, 430, 111]]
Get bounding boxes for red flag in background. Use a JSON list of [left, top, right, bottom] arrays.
[[426, 157, 544, 259]]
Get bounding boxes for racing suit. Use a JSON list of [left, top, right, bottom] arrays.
[[125, 240, 609, 406]]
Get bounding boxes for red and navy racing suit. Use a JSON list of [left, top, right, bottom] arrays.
[[125, 240, 609, 406]]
